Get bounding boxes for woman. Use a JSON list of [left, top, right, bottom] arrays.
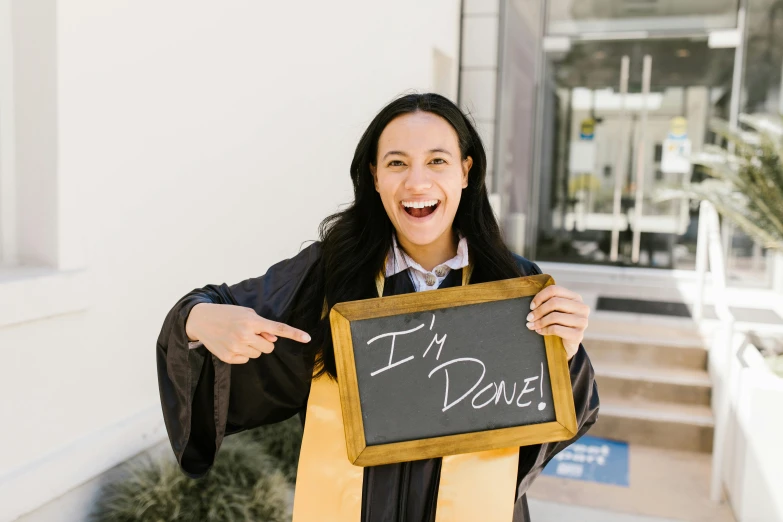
[[157, 93, 598, 521]]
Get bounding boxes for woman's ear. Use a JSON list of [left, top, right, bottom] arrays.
[[370, 164, 379, 192], [461, 156, 473, 188]]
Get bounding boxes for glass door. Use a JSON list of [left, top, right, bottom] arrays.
[[534, 38, 735, 268]]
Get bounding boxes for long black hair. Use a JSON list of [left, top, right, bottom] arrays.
[[290, 93, 522, 379]]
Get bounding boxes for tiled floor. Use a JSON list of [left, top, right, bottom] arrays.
[[528, 444, 736, 522], [528, 498, 678, 522]]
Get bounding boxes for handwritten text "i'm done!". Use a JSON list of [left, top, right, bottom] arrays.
[[367, 314, 547, 413]]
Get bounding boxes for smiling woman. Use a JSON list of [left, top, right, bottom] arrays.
[[371, 111, 471, 271], [156, 93, 598, 522]]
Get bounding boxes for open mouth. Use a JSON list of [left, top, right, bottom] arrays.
[[402, 199, 440, 218]]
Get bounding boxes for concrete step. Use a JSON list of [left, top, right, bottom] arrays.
[[584, 334, 708, 371], [586, 311, 705, 343], [590, 398, 714, 453], [593, 362, 712, 406]]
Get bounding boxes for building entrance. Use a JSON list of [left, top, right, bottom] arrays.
[[533, 38, 735, 268]]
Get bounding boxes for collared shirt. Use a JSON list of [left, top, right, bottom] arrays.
[[385, 234, 469, 292]]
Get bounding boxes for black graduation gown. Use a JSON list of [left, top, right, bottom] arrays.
[[156, 242, 600, 522]]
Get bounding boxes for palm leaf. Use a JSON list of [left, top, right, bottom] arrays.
[[676, 114, 783, 252]]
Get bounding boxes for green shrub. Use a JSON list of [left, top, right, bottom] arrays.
[[240, 416, 303, 482], [92, 436, 289, 522]]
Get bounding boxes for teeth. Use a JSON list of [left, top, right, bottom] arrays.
[[402, 200, 438, 209]]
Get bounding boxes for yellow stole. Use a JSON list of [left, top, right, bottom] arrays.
[[292, 266, 519, 521]]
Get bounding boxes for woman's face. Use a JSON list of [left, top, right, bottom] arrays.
[[371, 111, 472, 250]]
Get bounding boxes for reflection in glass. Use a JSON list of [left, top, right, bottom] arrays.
[[494, 0, 545, 255], [533, 39, 735, 268], [722, 0, 783, 285], [548, 0, 738, 35]]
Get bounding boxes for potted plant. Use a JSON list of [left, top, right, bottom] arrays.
[[686, 114, 783, 253]]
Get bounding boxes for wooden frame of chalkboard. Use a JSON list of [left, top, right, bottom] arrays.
[[329, 273, 578, 467]]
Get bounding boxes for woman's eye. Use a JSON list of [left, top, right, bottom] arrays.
[[431, 158, 446, 165], [388, 160, 405, 167]]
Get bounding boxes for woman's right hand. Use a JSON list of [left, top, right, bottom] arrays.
[[185, 303, 311, 364]]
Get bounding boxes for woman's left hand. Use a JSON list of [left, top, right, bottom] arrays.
[[526, 285, 590, 361]]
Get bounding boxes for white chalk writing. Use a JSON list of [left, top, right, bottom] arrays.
[[368, 315, 548, 412]]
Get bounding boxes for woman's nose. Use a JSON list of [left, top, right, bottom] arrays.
[[404, 165, 432, 191]]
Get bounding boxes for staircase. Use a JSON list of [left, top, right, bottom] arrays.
[[525, 263, 738, 521], [584, 319, 714, 453], [527, 311, 737, 522]]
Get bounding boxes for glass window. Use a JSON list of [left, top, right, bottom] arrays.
[[494, 0, 545, 255], [713, 0, 783, 286], [531, 39, 735, 268], [547, 0, 739, 36], [744, 0, 783, 114]]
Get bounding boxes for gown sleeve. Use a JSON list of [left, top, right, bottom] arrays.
[[512, 260, 600, 516], [156, 242, 321, 478]]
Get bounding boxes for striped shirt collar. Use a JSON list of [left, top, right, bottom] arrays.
[[384, 233, 469, 290]]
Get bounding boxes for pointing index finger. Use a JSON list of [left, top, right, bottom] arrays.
[[259, 317, 311, 343]]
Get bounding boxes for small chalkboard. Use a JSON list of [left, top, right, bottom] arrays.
[[329, 274, 577, 466]]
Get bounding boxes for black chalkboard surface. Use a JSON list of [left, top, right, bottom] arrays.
[[330, 274, 577, 466]]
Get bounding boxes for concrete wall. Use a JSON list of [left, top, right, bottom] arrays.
[[712, 334, 783, 522], [0, 1, 462, 519], [459, 0, 545, 255]]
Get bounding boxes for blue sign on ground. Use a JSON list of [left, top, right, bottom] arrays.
[[542, 436, 629, 487]]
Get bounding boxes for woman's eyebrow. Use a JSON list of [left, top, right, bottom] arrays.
[[429, 148, 453, 157], [381, 148, 453, 160], [382, 150, 408, 160]]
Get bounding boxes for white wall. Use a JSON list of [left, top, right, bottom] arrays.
[[712, 334, 783, 521], [0, 1, 462, 518]]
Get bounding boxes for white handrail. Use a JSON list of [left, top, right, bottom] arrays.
[[693, 200, 736, 503]]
